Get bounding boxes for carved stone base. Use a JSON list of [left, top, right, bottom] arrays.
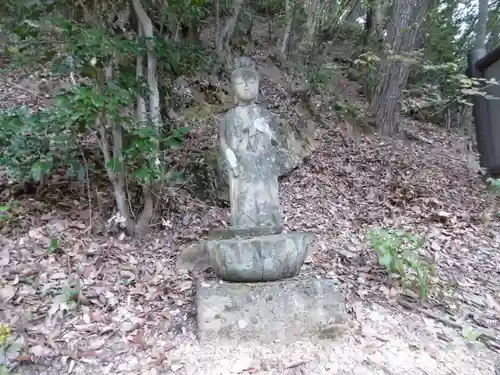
[[196, 277, 347, 344], [206, 231, 314, 282]]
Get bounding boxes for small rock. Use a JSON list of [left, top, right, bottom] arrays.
[[175, 242, 210, 272]]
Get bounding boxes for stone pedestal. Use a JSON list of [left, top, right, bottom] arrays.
[[206, 232, 314, 282], [196, 277, 347, 344]]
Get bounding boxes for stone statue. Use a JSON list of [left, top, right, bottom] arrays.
[[219, 61, 281, 229], [185, 56, 315, 282]]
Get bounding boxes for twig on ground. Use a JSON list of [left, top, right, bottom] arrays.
[[403, 129, 433, 145], [397, 297, 500, 346], [285, 360, 310, 369]]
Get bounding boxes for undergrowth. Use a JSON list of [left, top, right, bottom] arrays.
[[370, 229, 436, 299]]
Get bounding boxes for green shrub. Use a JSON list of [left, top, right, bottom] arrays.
[[370, 229, 435, 299]]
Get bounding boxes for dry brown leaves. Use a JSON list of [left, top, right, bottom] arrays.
[[1, 56, 500, 374]]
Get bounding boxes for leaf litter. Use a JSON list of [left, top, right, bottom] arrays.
[[0, 63, 499, 375]]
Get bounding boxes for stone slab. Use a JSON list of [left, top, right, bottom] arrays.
[[196, 277, 347, 344], [206, 232, 314, 282]]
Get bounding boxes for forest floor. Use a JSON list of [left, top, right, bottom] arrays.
[[1, 49, 500, 375]]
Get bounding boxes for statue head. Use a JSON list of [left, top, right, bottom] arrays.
[[231, 67, 260, 105], [233, 56, 255, 70]]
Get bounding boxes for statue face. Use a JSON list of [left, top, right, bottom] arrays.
[[233, 78, 259, 102], [231, 68, 260, 104]]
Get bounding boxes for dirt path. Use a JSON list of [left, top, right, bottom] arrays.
[[17, 298, 496, 375], [163, 302, 496, 375]]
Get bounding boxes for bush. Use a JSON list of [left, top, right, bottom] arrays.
[[370, 228, 435, 299], [0, 105, 80, 183]]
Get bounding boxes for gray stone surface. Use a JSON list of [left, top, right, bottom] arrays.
[[233, 56, 255, 70], [219, 63, 281, 229], [206, 232, 314, 282], [176, 242, 208, 272], [218, 104, 314, 192], [208, 226, 283, 240], [196, 277, 347, 344], [215, 59, 315, 203]]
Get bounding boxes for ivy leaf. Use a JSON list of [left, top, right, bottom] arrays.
[[379, 252, 393, 268], [135, 167, 152, 180], [165, 137, 183, 149], [48, 237, 59, 253]]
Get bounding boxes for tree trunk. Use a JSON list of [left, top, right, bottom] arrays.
[[370, 0, 429, 136], [363, 0, 385, 46], [304, 0, 328, 46], [131, 0, 160, 235], [216, 0, 246, 61], [487, 2, 500, 49], [489, 24, 500, 49], [278, 0, 295, 55], [345, 0, 363, 24], [475, 0, 489, 49]]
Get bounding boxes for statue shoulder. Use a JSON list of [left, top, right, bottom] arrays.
[[255, 106, 279, 127], [253, 104, 274, 118], [222, 108, 238, 122]]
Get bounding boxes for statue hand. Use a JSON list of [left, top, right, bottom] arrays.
[[232, 165, 240, 177], [224, 148, 240, 177]]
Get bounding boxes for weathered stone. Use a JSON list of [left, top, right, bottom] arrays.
[[208, 226, 283, 240], [233, 56, 255, 70], [206, 232, 314, 282], [220, 62, 282, 229], [176, 242, 209, 272], [176, 232, 319, 273], [217, 110, 315, 197], [196, 277, 347, 344]]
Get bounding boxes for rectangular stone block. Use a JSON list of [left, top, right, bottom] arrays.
[[196, 277, 347, 344]]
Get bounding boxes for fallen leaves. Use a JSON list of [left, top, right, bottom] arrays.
[[0, 45, 499, 375]]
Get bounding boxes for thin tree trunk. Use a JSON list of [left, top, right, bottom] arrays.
[[278, 0, 295, 55], [345, 0, 362, 23], [475, 0, 489, 49], [370, 0, 429, 135], [489, 24, 500, 49], [416, 0, 437, 50], [305, 0, 328, 46], [216, 0, 246, 59], [131, 0, 160, 235], [363, 0, 384, 46], [487, 2, 500, 49]]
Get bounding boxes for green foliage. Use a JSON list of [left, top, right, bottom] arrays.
[[0, 324, 21, 375], [53, 283, 81, 311], [487, 177, 500, 194], [353, 52, 381, 97], [0, 18, 195, 187], [0, 106, 80, 184], [370, 229, 435, 299], [0, 200, 19, 224], [167, 0, 209, 30], [353, 47, 495, 127], [48, 237, 59, 253], [335, 101, 363, 121], [251, 0, 284, 16], [0, 325, 11, 346], [0, 18, 194, 236], [156, 39, 206, 78]]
